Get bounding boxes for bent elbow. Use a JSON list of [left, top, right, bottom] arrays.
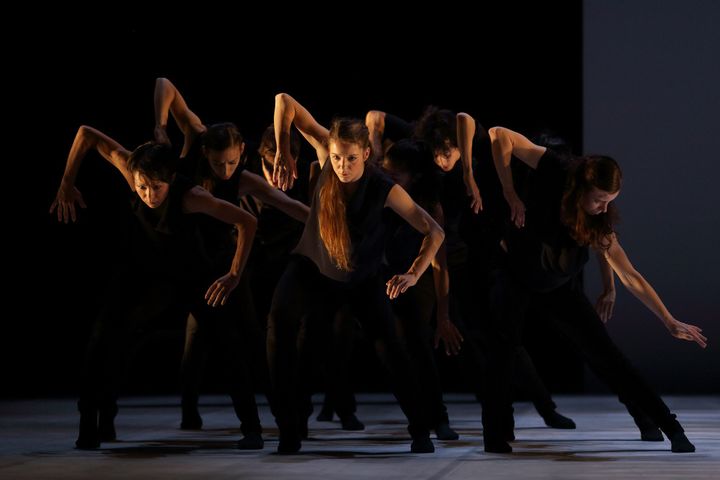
[[365, 110, 385, 127], [435, 226, 445, 245], [239, 214, 258, 234], [488, 126, 504, 142]]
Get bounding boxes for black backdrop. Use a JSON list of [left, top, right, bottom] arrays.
[[13, 4, 584, 397]]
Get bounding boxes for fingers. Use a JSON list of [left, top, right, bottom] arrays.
[[274, 167, 293, 191], [385, 276, 408, 299], [600, 304, 609, 323], [78, 195, 87, 209], [205, 283, 225, 307], [674, 325, 708, 348], [69, 204, 77, 223], [389, 281, 403, 299], [450, 328, 464, 355], [49, 200, 57, 215], [512, 205, 525, 228], [272, 162, 281, 186], [690, 328, 708, 348], [470, 195, 482, 214]]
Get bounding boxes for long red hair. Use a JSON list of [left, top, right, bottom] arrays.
[[318, 118, 370, 271]]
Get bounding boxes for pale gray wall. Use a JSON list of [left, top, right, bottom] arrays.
[[583, 0, 720, 391]]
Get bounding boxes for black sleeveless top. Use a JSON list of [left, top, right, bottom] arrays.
[[293, 160, 395, 283], [505, 149, 589, 292], [130, 174, 210, 278], [178, 133, 245, 267]]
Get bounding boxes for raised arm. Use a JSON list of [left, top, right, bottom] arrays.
[[50, 126, 133, 223], [428, 203, 463, 355], [273, 93, 329, 190], [603, 234, 707, 348], [488, 126, 547, 228], [456, 113, 482, 214], [384, 185, 445, 299], [365, 110, 386, 165], [154, 77, 206, 156], [183, 186, 258, 306], [595, 250, 616, 323], [237, 170, 309, 223]]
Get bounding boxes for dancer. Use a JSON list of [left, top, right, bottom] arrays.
[[481, 126, 706, 453], [267, 93, 444, 454], [50, 127, 258, 449]]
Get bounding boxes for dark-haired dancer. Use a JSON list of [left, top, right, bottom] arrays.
[[481, 126, 706, 453], [154, 79, 309, 442], [366, 109, 578, 430], [50, 128, 257, 449]]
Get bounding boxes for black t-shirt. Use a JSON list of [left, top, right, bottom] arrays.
[[439, 122, 509, 263], [293, 160, 395, 283], [505, 149, 589, 292], [178, 132, 247, 267], [130, 174, 210, 278]]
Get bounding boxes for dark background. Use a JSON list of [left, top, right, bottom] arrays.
[[8, 1, 716, 399]]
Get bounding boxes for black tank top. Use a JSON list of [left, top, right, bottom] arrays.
[[179, 133, 246, 267], [293, 160, 395, 283], [505, 149, 589, 292], [130, 174, 210, 277]]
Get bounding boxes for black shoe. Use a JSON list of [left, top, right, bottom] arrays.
[[237, 432, 264, 450], [340, 414, 365, 431], [669, 431, 695, 453], [410, 435, 435, 453], [75, 412, 100, 450], [640, 427, 664, 441], [541, 410, 576, 429], [484, 439, 513, 453], [180, 408, 203, 430], [98, 405, 117, 442], [435, 422, 459, 440], [277, 436, 302, 454]]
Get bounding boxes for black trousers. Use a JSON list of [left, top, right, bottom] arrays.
[[267, 256, 430, 440], [79, 268, 261, 435], [392, 269, 450, 427], [180, 273, 267, 435], [482, 268, 683, 442]]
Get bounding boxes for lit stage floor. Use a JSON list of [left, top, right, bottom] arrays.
[[1, 394, 718, 479]]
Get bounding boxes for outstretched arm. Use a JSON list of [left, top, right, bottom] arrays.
[[603, 234, 707, 348], [183, 187, 258, 306], [154, 77, 206, 156], [384, 185, 445, 299], [595, 251, 616, 323], [456, 113, 482, 214], [365, 110, 386, 165], [273, 93, 329, 190], [50, 126, 133, 223], [237, 170, 310, 223], [488, 126, 547, 228]]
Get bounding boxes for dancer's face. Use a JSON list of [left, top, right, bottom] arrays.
[[134, 172, 171, 208], [204, 144, 244, 180], [329, 140, 369, 183], [581, 186, 619, 215], [433, 142, 461, 172]]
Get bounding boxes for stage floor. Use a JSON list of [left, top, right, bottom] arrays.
[[1, 394, 718, 479]]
